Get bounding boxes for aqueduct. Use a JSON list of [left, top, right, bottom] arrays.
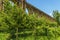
[[0, 0, 55, 22]]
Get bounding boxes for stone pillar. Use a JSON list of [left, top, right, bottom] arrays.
[[21, 0, 26, 9], [12, 0, 26, 10], [28, 7, 34, 15], [0, 0, 3, 11]]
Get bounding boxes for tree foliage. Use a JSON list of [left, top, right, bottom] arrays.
[[0, 0, 60, 40], [53, 10, 60, 25]]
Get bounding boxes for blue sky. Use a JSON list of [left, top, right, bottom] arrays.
[[26, 0, 60, 16]]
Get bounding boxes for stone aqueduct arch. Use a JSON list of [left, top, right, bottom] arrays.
[[0, 0, 55, 22]]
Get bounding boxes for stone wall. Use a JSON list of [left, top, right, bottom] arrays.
[[0, 0, 3, 11], [26, 2, 55, 22]]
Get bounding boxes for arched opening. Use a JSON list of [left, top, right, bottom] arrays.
[[25, 8, 29, 14], [9, 1, 14, 6]]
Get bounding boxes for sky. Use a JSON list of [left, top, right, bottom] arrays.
[[26, 0, 60, 16]]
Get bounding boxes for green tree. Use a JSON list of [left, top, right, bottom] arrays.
[[0, 0, 60, 40], [53, 10, 60, 25], [0, 0, 39, 40]]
